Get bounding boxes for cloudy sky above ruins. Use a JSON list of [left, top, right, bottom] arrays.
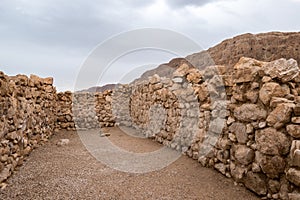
[[0, 0, 300, 91]]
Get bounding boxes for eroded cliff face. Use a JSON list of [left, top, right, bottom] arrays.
[[138, 32, 300, 82]]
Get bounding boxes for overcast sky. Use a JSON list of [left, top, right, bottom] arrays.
[[1, 0, 300, 91]]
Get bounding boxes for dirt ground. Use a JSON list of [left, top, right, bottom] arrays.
[[0, 127, 259, 200]]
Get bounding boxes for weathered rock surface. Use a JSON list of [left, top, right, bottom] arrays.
[[233, 104, 267, 122], [286, 168, 300, 187], [244, 172, 267, 196], [255, 128, 290, 156]]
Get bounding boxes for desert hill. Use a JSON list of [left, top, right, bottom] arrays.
[[83, 31, 300, 90]]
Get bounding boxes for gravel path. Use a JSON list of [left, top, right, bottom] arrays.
[[0, 127, 259, 200]]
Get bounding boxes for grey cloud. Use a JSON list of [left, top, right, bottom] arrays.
[[0, 0, 300, 91], [165, 0, 219, 8]]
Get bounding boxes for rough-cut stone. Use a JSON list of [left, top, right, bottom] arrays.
[[258, 154, 286, 178], [264, 58, 299, 82], [0, 166, 11, 183], [268, 179, 280, 194], [288, 193, 300, 200], [234, 145, 255, 165], [57, 139, 70, 146], [270, 97, 294, 108], [259, 82, 289, 105], [234, 57, 263, 83], [255, 128, 290, 156], [286, 168, 300, 187], [287, 125, 300, 138], [294, 104, 300, 116], [290, 140, 300, 167], [291, 117, 300, 124], [234, 104, 267, 122], [229, 122, 248, 144], [266, 103, 294, 129], [214, 163, 226, 175], [230, 163, 247, 182], [244, 172, 267, 196], [186, 68, 202, 84], [173, 63, 191, 77]]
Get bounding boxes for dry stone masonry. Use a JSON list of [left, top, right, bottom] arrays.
[[122, 57, 300, 199], [1, 55, 300, 199], [56, 91, 76, 130], [0, 72, 56, 184]]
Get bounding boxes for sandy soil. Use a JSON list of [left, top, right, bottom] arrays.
[[0, 127, 259, 200]]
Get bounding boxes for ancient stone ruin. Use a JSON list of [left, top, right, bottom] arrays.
[[1, 34, 300, 199]]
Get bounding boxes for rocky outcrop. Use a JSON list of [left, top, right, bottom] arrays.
[[138, 32, 300, 82], [187, 32, 300, 70]]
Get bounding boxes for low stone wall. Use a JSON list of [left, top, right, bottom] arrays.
[[56, 90, 115, 130], [0, 72, 56, 183], [126, 57, 300, 199], [1, 56, 300, 199], [56, 91, 76, 130], [95, 90, 115, 127]]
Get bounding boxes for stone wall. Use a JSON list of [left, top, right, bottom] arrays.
[[0, 72, 56, 184], [56, 90, 115, 130], [56, 91, 76, 130], [126, 57, 300, 199], [1, 56, 300, 199]]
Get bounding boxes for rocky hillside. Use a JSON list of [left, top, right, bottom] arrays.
[[78, 83, 116, 93], [188, 31, 300, 69], [83, 31, 300, 89], [138, 31, 300, 81]]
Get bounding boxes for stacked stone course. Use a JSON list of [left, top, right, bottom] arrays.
[[126, 57, 300, 199], [0, 72, 56, 183], [1, 56, 300, 199]]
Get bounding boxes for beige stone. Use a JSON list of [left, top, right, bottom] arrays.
[[287, 125, 300, 138], [234, 57, 262, 83], [244, 172, 267, 196], [256, 128, 290, 156], [234, 104, 267, 122], [286, 168, 300, 187], [292, 117, 300, 124], [258, 154, 286, 178], [259, 82, 289, 105], [266, 103, 293, 129], [264, 58, 299, 82], [234, 145, 254, 165], [229, 122, 248, 144]]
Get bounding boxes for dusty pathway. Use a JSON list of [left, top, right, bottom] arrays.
[[0, 127, 259, 200]]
